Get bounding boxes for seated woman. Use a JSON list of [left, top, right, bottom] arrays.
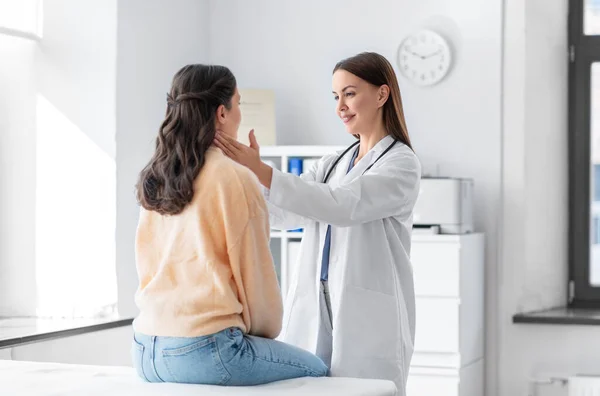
[[131, 64, 328, 386]]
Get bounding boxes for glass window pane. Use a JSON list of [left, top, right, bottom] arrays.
[[586, 0, 600, 35], [0, 0, 42, 36], [591, 63, 600, 286]]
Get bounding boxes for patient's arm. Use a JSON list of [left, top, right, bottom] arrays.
[[228, 211, 283, 339]]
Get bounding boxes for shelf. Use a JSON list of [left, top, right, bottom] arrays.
[[260, 145, 345, 157], [411, 232, 483, 242], [270, 231, 305, 239]]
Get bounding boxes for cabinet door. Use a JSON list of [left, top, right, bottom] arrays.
[[414, 298, 460, 353], [11, 327, 133, 366], [408, 361, 483, 396], [411, 242, 460, 297], [407, 372, 460, 396]]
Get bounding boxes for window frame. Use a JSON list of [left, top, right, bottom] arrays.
[[569, 0, 600, 307]]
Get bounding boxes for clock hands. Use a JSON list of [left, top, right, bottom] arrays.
[[405, 49, 425, 59], [423, 49, 442, 59], [405, 49, 443, 60]]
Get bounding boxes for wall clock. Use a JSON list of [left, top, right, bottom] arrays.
[[398, 29, 452, 86]]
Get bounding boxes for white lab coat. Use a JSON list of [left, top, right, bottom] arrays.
[[265, 135, 421, 395]]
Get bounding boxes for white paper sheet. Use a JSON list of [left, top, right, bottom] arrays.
[[238, 89, 276, 146]]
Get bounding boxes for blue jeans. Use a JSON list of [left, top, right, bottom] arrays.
[[131, 327, 328, 386]]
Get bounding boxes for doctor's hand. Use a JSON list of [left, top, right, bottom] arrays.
[[214, 130, 273, 188]]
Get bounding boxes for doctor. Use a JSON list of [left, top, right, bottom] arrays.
[[214, 52, 421, 395]]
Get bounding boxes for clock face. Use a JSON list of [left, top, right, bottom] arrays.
[[398, 30, 451, 86]]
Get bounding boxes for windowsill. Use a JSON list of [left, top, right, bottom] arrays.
[[513, 306, 600, 325], [0, 26, 41, 41], [0, 316, 133, 349]]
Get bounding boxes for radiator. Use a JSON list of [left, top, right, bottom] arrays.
[[569, 376, 600, 396]]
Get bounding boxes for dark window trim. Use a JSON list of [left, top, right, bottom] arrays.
[[569, 0, 600, 308], [513, 306, 600, 325], [0, 26, 40, 41], [0, 317, 133, 349]]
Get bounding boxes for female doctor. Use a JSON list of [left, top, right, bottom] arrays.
[[214, 52, 421, 395]]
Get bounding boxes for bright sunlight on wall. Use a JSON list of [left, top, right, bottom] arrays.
[[35, 94, 117, 318]]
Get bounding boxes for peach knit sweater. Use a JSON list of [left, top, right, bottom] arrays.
[[133, 147, 282, 339]]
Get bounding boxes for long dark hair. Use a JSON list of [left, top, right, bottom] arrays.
[[333, 52, 413, 150], [136, 64, 236, 215]]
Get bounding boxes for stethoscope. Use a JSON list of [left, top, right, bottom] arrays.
[[321, 139, 398, 184]]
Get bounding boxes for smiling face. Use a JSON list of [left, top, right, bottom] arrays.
[[332, 70, 387, 136]]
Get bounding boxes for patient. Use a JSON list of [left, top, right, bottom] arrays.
[[132, 64, 327, 385]]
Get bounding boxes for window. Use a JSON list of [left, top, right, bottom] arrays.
[[0, 0, 43, 39], [569, 0, 600, 307], [585, 0, 600, 35]]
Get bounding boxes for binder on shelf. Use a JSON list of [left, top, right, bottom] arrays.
[[288, 157, 303, 175]]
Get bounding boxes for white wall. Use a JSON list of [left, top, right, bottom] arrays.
[[0, 35, 37, 317], [116, 0, 210, 317], [208, 1, 503, 395], [0, 349, 11, 360], [2, 326, 132, 366], [34, 0, 118, 317], [36, 0, 117, 158], [499, 1, 600, 396]]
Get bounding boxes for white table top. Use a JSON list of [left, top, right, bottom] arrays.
[[0, 359, 398, 396]]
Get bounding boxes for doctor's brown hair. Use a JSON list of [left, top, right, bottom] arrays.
[[333, 52, 413, 150], [136, 64, 237, 215]]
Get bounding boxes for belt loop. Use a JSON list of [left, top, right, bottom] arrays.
[[150, 336, 156, 359]]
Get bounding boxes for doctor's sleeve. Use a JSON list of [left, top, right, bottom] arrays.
[[265, 200, 311, 231], [268, 153, 421, 227], [260, 158, 321, 230], [227, 212, 283, 339]]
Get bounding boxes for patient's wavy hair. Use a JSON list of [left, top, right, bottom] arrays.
[[136, 64, 236, 215]]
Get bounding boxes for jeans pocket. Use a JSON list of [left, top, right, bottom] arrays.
[[161, 337, 230, 385], [131, 339, 148, 381]]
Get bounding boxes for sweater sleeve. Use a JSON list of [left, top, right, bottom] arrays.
[[221, 165, 283, 339]]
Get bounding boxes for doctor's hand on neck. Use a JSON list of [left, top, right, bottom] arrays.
[[214, 129, 273, 189]]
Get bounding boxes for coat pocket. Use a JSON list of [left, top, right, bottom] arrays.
[[342, 285, 400, 360]]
